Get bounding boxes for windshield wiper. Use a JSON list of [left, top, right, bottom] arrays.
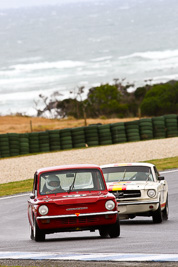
[[68, 173, 77, 193], [146, 168, 151, 182], [122, 169, 126, 181]]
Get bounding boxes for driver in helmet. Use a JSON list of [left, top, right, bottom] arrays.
[[43, 175, 64, 194], [135, 172, 149, 181]]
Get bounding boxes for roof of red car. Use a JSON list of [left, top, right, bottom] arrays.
[[36, 164, 101, 174]]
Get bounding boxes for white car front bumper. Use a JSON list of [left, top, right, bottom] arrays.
[[117, 200, 159, 215]]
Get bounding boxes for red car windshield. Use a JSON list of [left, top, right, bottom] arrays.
[[39, 168, 106, 195]]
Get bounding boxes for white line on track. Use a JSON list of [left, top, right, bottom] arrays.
[[0, 252, 178, 262], [0, 193, 29, 200], [160, 169, 178, 174]]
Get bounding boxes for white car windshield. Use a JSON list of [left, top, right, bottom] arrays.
[[40, 169, 106, 195], [102, 166, 154, 182]]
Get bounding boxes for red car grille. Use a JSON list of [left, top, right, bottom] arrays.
[[59, 216, 99, 225]]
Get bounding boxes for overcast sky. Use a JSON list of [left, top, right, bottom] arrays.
[[0, 0, 88, 9]]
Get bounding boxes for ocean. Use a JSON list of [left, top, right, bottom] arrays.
[[0, 0, 178, 116]]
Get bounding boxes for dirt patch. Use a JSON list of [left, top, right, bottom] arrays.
[[0, 115, 140, 134]]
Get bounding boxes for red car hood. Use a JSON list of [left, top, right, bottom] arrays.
[[38, 191, 111, 205]]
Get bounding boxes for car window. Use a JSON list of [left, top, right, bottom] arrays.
[[39, 169, 106, 195], [102, 166, 153, 182]]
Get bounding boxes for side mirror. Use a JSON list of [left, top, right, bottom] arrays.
[[30, 193, 35, 199], [158, 176, 164, 181]]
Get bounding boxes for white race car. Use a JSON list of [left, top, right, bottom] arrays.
[[101, 163, 168, 223]]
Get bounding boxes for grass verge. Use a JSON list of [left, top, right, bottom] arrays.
[[0, 179, 33, 197], [0, 156, 177, 197], [144, 156, 178, 171]]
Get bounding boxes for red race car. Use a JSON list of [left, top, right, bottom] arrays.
[[28, 164, 120, 241]]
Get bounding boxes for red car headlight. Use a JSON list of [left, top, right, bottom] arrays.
[[38, 205, 49, 216], [105, 200, 115, 210]]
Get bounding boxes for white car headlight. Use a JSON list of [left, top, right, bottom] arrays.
[[147, 189, 156, 198], [105, 200, 115, 210], [39, 205, 49, 215]]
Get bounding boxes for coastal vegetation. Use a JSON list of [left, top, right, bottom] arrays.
[[1, 79, 177, 135], [35, 79, 178, 119]]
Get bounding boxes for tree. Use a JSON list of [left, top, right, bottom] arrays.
[[34, 86, 87, 120], [56, 98, 82, 118], [134, 86, 148, 101], [87, 83, 125, 117], [141, 80, 178, 116], [34, 91, 62, 118], [70, 86, 88, 125]]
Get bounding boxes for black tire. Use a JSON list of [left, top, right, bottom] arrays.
[[86, 136, 99, 142], [99, 135, 112, 141], [60, 136, 72, 142], [113, 138, 127, 144], [140, 135, 153, 140], [1, 153, 10, 158], [73, 143, 86, 148], [112, 133, 127, 139], [61, 141, 73, 146], [111, 122, 125, 127], [108, 215, 120, 238], [50, 141, 60, 146], [33, 218, 45, 242], [162, 196, 169, 220], [111, 130, 126, 136], [50, 146, 61, 151], [126, 129, 139, 134], [164, 114, 177, 119], [86, 141, 99, 146], [98, 131, 111, 137], [99, 227, 109, 238], [72, 136, 85, 143], [61, 144, 73, 150], [99, 140, 112, 145], [127, 137, 140, 142], [71, 130, 85, 137], [49, 135, 60, 141], [98, 125, 111, 131], [85, 128, 98, 135], [30, 225, 34, 240], [85, 132, 98, 137], [152, 203, 163, 223]]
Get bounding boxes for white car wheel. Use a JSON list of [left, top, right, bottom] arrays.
[[162, 196, 169, 220], [152, 202, 163, 223]]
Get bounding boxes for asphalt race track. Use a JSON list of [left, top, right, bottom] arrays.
[[0, 170, 178, 264]]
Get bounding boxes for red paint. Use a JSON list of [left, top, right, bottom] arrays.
[[28, 164, 118, 239]]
